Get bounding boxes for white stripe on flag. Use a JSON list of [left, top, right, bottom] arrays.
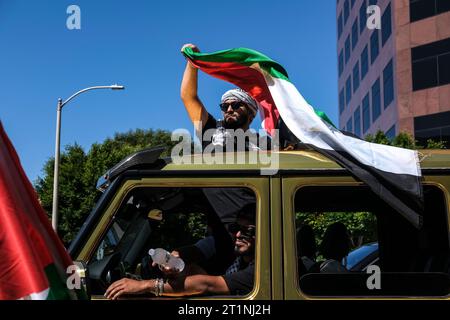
[[265, 74, 421, 177], [18, 288, 49, 300]]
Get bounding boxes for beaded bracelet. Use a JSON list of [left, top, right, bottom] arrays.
[[152, 278, 160, 296]]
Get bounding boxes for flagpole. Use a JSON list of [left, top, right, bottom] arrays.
[[51, 85, 125, 234]]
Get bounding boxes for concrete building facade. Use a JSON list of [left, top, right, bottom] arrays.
[[336, 0, 450, 145]]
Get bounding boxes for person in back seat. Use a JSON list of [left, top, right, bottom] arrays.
[[297, 224, 318, 275], [318, 222, 352, 273]]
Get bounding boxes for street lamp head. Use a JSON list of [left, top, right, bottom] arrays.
[[110, 84, 125, 90]]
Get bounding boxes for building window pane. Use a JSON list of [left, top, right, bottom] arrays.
[[383, 59, 394, 108], [338, 13, 343, 39], [386, 125, 396, 140], [414, 111, 450, 148], [351, 0, 356, 8], [438, 52, 450, 86], [353, 62, 360, 93], [359, 0, 367, 34], [412, 57, 438, 91], [363, 94, 371, 134], [361, 45, 369, 80], [352, 19, 359, 50], [437, 0, 450, 14], [372, 78, 381, 121], [411, 37, 450, 61], [339, 89, 345, 114], [345, 35, 351, 64], [346, 76, 352, 106], [354, 106, 361, 137], [347, 117, 353, 133], [339, 50, 344, 77], [381, 3, 392, 46], [412, 38, 450, 90], [344, 0, 350, 24], [410, 0, 450, 23], [410, 0, 435, 22], [370, 30, 380, 64]]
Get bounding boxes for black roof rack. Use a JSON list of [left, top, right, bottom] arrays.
[[96, 146, 166, 192]]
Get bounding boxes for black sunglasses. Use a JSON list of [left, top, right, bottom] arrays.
[[228, 223, 256, 240], [219, 101, 247, 112]]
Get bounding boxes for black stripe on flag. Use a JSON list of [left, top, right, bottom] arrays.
[[305, 142, 424, 229]]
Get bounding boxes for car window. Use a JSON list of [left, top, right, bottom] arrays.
[[91, 196, 135, 263], [87, 186, 257, 298], [294, 185, 450, 297]]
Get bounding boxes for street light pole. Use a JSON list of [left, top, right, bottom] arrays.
[[51, 85, 125, 233], [52, 98, 63, 232]]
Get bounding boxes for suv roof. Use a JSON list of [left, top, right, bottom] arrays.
[[163, 149, 450, 170], [97, 147, 450, 191]]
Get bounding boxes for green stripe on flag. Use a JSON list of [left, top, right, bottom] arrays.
[[44, 264, 73, 300], [315, 110, 336, 129], [183, 47, 291, 82]]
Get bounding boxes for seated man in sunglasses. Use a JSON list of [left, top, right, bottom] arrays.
[[180, 43, 270, 152], [105, 206, 256, 298], [172, 200, 256, 277]]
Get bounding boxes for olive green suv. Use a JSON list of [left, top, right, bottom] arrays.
[[69, 147, 450, 300]]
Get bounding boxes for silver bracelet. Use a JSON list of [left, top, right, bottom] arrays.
[[158, 278, 164, 296]]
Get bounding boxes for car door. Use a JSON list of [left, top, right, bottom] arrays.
[[282, 173, 450, 299], [73, 175, 272, 300]]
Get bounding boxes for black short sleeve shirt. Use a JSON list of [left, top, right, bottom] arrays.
[[222, 261, 254, 296]]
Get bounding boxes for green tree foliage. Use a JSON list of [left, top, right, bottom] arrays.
[[296, 211, 377, 253], [424, 139, 447, 149], [364, 131, 391, 146], [35, 144, 88, 244], [365, 130, 446, 149], [391, 132, 418, 149], [35, 129, 177, 245], [147, 212, 207, 252]]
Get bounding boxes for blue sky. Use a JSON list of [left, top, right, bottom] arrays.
[[0, 0, 337, 182]]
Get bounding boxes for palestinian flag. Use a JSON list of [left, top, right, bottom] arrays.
[[0, 122, 77, 300], [182, 47, 424, 228]]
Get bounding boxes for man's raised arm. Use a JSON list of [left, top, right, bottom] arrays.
[[180, 43, 209, 128]]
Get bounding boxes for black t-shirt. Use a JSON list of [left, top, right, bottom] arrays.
[[200, 113, 271, 151], [222, 260, 255, 295]]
